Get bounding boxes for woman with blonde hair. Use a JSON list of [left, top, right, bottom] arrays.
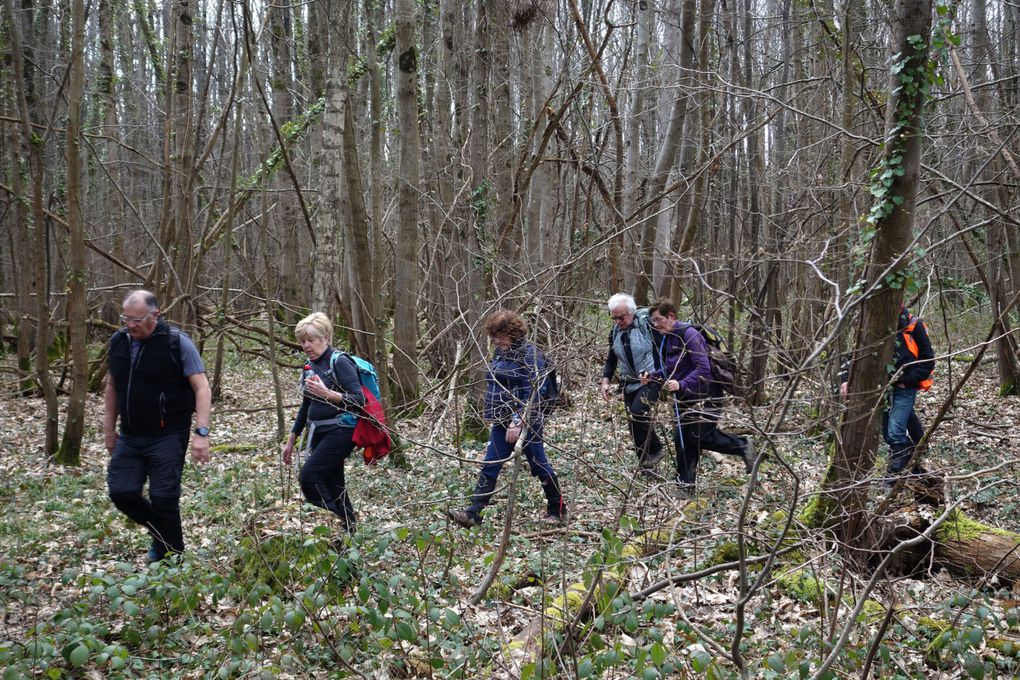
[[282, 312, 365, 532]]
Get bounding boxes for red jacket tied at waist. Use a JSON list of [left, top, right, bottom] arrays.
[[352, 385, 392, 464]]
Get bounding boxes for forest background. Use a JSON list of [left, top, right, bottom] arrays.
[[2, 0, 1020, 677]]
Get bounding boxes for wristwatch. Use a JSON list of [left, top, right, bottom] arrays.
[[194, 426, 210, 437]]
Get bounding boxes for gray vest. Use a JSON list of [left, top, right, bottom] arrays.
[[612, 315, 656, 393]]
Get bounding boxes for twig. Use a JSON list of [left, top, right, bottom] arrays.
[[469, 435, 526, 604]]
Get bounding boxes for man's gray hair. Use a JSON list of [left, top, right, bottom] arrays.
[[607, 293, 636, 314], [124, 290, 159, 311]]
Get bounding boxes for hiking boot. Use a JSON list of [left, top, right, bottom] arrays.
[[741, 439, 757, 474], [145, 539, 163, 565], [540, 509, 570, 526], [673, 482, 696, 500], [540, 475, 567, 521], [447, 508, 482, 529], [882, 473, 903, 491], [640, 446, 666, 471]]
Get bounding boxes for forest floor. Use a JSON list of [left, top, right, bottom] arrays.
[[1, 350, 1019, 678]]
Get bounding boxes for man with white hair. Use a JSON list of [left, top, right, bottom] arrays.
[[600, 293, 665, 472], [104, 290, 211, 564]]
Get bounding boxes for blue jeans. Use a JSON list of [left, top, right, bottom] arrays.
[[882, 387, 924, 473], [480, 422, 554, 482]]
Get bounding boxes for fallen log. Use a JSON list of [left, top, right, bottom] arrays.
[[933, 509, 1020, 585]]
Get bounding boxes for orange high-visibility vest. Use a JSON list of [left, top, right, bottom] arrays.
[[902, 317, 934, 391]]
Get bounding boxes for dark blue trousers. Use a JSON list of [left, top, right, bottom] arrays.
[[479, 422, 554, 482]]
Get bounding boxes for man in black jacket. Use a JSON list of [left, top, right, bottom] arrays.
[[840, 305, 935, 481], [104, 290, 211, 563]]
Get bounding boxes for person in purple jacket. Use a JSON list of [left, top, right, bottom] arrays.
[[644, 300, 755, 495]]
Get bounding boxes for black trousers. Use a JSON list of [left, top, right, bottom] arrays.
[[669, 401, 747, 485], [623, 384, 663, 461], [300, 425, 357, 529], [107, 431, 188, 559]]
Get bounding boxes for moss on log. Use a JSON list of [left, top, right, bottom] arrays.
[[933, 509, 1020, 584]]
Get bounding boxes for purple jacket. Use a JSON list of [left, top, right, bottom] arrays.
[[651, 321, 712, 398]]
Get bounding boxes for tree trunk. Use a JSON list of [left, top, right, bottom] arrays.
[[488, 1, 517, 299], [168, 0, 196, 320], [365, 0, 385, 347], [669, 0, 716, 277], [820, 0, 933, 551], [310, 22, 347, 319], [627, 1, 653, 303], [646, 0, 695, 303], [56, 0, 87, 466], [4, 0, 59, 455], [971, 0, 1020, 395], [341, 98, 386, 404], [211, 62, 247, 402], [743, 0, 766, 405], [392, 0, 422, 406], [270, 0, 301, 320], [5, 110, 35, 394]]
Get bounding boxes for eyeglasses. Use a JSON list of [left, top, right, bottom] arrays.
[[611, 313, 631, 321], [119, 313, 152, 325]]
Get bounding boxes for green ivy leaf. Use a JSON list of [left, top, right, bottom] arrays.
[[964, 652, 985, 679], [395, 622, 416, 642], [284, 609, 305, 629], [691, 648, 711, 672], [68, 644, 89, 667], [966, 626, 983, 647]]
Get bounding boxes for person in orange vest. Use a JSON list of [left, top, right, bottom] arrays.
[[840, 305, 935, 484]]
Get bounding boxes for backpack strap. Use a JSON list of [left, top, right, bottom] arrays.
[[328, 349, 361, 387], [168, 327, 182, 370], [637, 312, 664, 374], [110, 328, 129, 353]]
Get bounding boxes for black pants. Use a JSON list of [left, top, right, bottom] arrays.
[[300, 425, 357, 529], [623, 384, 662, 461], [670, 402, 747, 485], [107, 431, 188, 559]]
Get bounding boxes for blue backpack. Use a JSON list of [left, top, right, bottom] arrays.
[[329, 351, 384, 426]]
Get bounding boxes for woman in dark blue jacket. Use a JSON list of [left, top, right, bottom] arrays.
[[448, 310, 568, 528], [646, 300, 755, 495]]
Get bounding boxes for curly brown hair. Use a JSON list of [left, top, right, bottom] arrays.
[[483, 310, 528, 341]]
